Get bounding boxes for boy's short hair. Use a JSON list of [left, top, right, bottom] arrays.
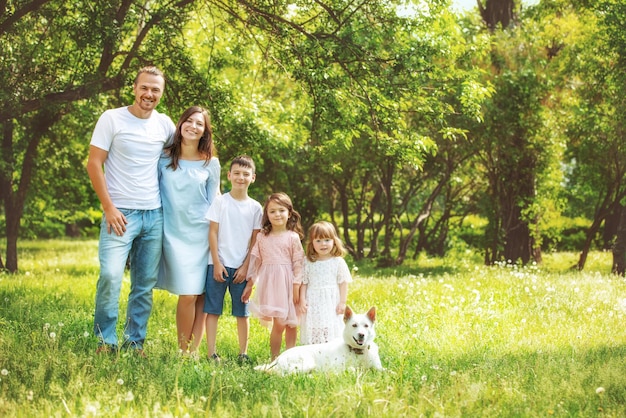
[[230, 155, 256, 173]]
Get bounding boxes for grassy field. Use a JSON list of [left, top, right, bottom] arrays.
[[0, 240, 625, 417]]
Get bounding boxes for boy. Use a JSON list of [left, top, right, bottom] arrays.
[[204, 155, 263, 363]]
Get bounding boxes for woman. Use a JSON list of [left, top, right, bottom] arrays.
[[156, 105, 220, 356]]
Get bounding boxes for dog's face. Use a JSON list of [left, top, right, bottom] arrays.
[[343, 306, 376, 349]]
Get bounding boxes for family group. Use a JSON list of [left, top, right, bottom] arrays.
[[86, 66, 352, 362]]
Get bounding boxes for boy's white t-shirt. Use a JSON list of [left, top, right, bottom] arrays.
[[206, 192, 263, 268], [90, 106, 175, 209]]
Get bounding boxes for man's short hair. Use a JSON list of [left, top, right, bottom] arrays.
[[134, 66, 165, 84]]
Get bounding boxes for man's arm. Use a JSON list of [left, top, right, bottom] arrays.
[[86, 145, 127, 236]]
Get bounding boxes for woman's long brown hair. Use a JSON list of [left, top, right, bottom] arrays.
[[165, 106, 216, 170]]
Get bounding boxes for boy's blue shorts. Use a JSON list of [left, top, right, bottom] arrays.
[[204, 265, 249, 317]]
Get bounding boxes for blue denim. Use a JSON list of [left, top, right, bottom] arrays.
[[93, 208, 163, 349], [204, 266, 250, 317]]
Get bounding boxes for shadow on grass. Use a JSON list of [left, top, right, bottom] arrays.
[[351, 258, 458, 279]]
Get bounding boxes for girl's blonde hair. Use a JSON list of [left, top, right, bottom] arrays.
[[261, 192, 304, 239], [306, 221, 347, 261]]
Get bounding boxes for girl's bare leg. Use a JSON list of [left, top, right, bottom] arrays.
[[270, 319, 286, 360], [285, 325, 297, 350]]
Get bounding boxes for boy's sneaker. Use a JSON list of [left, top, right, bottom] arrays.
[[237, 353, 250, 364], [208, 353, 221, 363]]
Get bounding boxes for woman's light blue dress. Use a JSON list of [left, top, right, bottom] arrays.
[[156, 155, 220, 295]]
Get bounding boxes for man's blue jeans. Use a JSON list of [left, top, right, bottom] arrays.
[[93, 208, 163, 349]]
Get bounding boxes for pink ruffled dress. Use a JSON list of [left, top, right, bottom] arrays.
[[248, 230, 304, 328]]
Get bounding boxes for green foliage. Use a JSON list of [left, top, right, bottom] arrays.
[[2, 0, 625, 272], [541, 216, 600, 252], [454, 214, 599, 253], [1, 241, 626, 416]]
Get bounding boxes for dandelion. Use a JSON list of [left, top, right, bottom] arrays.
[[43, 323, 50, 331], [125, 391, 135, 402], [117, 378, 124, 386], [49, 332, 56, 339], [84, 332, 90, 338], [27, 390, 34, 401], [84, 402, 99, 416], [58, 322, 64, 327], [596, 387, 605, 394], [1, 369, 8, 376]]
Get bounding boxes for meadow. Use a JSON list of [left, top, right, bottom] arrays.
[[0, 240, 625, 417]]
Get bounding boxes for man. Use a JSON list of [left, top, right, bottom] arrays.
[[86, 66, 175, 356]]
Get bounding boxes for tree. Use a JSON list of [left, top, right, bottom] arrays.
[[0, 0, 197, 272], [556, 0, 626, 271]]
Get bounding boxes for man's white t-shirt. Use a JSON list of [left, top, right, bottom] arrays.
[[90, 106, 175, 209], [206, 192, 263, 268]]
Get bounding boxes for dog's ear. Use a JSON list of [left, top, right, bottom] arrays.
[[343, 305, 353, 322], [366, 306, 376, 323]]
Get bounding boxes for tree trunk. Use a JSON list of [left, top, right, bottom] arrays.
[[4, 108, 62, 272], [612, 204, 626, 275], [396, 176, 446, 265], [503, 214, 532, 264], [478, 0, 516, 31], [0, 120, 15, 270], [576, 215, 604, 271], [603, 204, 621, 249]]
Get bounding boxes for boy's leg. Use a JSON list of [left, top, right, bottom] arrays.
[[205, 313, 220, 357], [236, 317, 250, 355], [228, 268, 250, 355]]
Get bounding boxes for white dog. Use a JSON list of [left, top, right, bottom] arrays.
[[255, 306, 383, 375]]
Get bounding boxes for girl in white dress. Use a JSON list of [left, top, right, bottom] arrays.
[[298, 221, 352, 345]]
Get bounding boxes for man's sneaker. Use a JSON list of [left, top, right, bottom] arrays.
[[237, 353, 250, 364], [133, 349, 147, 358], [95, 344, 116, 355], [208, 353, 221, 363]]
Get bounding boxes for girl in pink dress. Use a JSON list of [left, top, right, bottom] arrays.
[[244, 192, 305, 360]]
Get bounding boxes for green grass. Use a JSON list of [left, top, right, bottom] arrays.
[[1, 240, 625, 417]]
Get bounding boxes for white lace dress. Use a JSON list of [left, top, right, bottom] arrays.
[[300, 257, 352, 344]]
